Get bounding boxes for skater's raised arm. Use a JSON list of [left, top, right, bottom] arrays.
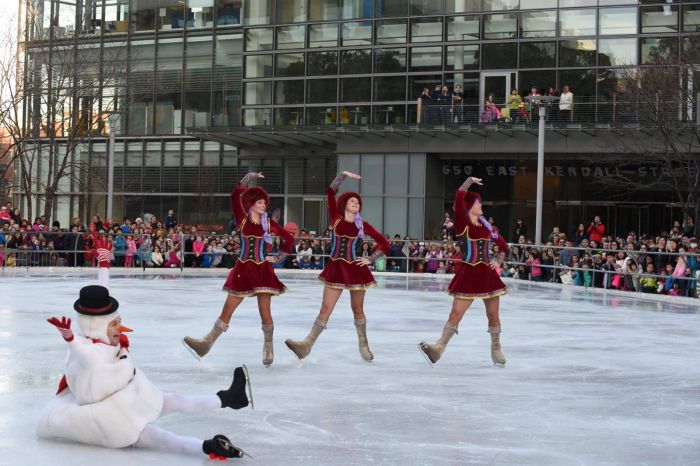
[[231, 172, 263, 227], [454, 177, 483, 236], [327, 171, 361, 221]]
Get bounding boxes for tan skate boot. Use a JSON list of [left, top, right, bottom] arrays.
[[354, 318, 374, 362], [285, 319, 326, 360], [262, 324, 274, 367], [488, 326, 506, 365], [419, 323, 458, 365], [183, 318, 229, 359]]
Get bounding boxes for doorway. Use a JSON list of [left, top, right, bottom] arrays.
[[480, 71, 517, 109]]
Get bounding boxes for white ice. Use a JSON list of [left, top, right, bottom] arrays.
[[1, 270, 699, 466]]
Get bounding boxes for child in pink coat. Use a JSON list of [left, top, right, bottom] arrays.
[[125, 236, 137, 268]]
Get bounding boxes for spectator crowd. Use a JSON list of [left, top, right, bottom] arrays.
[[1, 199, 698, 299]]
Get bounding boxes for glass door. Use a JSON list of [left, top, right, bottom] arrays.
[[479, 71, 517, 109]]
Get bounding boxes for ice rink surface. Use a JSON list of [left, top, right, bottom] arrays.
[[1, 270, 699, 466]]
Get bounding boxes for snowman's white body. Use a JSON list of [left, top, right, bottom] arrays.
[[37, 336, 163, 448]]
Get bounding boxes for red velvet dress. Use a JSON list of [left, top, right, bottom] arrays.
[[223, 185, 294, 297], [318, 187, 390, 290], [447, 189, 509, 300]]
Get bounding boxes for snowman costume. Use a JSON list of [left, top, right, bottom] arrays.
[[38, 255, 253, 459]]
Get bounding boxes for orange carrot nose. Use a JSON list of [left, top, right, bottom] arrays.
[[118, 325, 133, 333]]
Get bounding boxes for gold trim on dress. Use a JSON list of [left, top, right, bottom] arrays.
[[449, 287, 508, 300], [237, 258, 267, 265], [317, 276, 377, 291], [223, 286, 288, 297]]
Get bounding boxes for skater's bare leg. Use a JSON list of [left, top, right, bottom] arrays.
[[160, 393, 220, 416], [317, 286, 343, 321], [285, 287, 341, 359], [220, 294, 245, 324], [484, 296, 500, 327], [349, 289, 366, 319], [135, 424, 202, 456], [257, 293, 273, 325], [350, 290, 373, 361], [419, 298, 473, 364], [183, 295, 244, 358], [447, 298, 474, 326]]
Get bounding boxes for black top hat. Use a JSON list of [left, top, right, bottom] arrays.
[[73, 285, 119, 316]]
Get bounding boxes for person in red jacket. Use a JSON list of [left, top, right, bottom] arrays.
[[419, 177, 509, 366], [183, 172, 294, 366], [285, 171, 390, 362], [587, 216, 605, 243]]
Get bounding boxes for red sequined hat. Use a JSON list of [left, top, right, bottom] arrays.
[[336, 192, 363, 215], [241, 187, 270, 212]]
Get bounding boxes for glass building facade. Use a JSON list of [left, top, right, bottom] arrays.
[[17, 0, 700, 237]]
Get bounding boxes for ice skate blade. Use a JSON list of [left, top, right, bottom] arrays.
[[241, 364, 254, 410], [492, 362, 506, 368], [417, 343, 435, 369], [181, 339, 201, 361]]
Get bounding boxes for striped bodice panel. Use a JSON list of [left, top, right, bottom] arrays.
[[461, 238, 491, 265], [329, 229, 359, 262]]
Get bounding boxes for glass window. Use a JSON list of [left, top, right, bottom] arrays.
[[131, 0, 157, 31], [276, 0, 307, 23], [520, 11, 556, 38], [104, 0, 130, 33], [275, 108, 305, 126], [411, 17, 443, 43], [341, 49, 372, 74], [157, 0, 191, 30], [374, 76, 406, 101], [519, 69, 555, 96], [683, 5, 700, 33], [481, 42, 516, 69], [128, 39, 156, 135], [519, 41, 555, 68], [598, 38, 637, 66], [243, 108, 272, 125], [483, 0, 517, 11], [244, 0, 273, 25], [245, 55, 273, 78], [598, 0, 635, 5], [341, 77, 372, 101], [276, 53, 305, 76], [519, 0, 556, 9], [641, 6, 678, 34], [376, 0, 408, 17], [213, 34, 242, 127], [306, 106, 337, 125], [310, 0, 339, 21], [244, 81, 272, 105], [559, 40, 596, 68], [410, 46, 442, 72], [275, 80, 305, 104], [309, 23, 339, 47], [184, 36, 213, 130], [339, 105, 370, 124], [559, 9, 596, 37], [277, 25, 306, 49], [342, 21, 372, 46], [374, 105, 405, 124], [446, 15, 479, 41], [376, 19, 407, 44], [155, 39, 184, 135], [410, 0, 443, 15], [445, 44, 479, 70], [374, 48, 407, 73], [409, 74, 442, 98], [559, 69, 596, 101], [599, 7, 637, 35], [446, 0, 481, 13], [308, 51, 338, 75], [216, 0, 242, 26], [245, 27, 273, 51], [483, 13, 517, 40], [341, 0, 374, 19], [640, 37, 679, 65], [559, 0, 594, 6]]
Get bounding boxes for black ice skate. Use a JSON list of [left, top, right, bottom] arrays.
[[217, 365, 254, 410], [202, 434, 252, 459]]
